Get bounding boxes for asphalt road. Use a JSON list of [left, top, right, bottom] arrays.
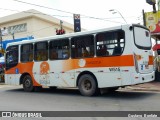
[[0, 85, 160, 120]]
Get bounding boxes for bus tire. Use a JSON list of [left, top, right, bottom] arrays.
[[78, 74, 99, 96], [23, 75, 34, 92]]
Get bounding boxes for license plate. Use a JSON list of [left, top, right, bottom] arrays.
[[145, 65, 149, 69]]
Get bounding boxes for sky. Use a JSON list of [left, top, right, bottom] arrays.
[[0, 0, 157, 30]]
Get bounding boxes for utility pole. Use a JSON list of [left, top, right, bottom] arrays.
[[153, 2, 157, 13], [12, 33, 15, 40], [0, 28, 2, 50], [56, 20, 65, 35], [60, 20, 63, 30], [142, 9, 146, 26]]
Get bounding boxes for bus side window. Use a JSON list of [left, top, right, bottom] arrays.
[[97, 45, 109, 56], [62, 46, 69, 58], [82, 47, 89, 57], [6, 45, 19, 70], [49, 39, 69, 60], [112, 43, 122, 55], [29, 53, 33, 61], [71, 35, 94, 58], [21, 44, 33, 62], [34, 42, 48, 61], [96, 30, 125, 57], [50, 49, 58, 59]]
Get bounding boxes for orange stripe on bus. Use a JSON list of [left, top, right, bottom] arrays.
[[63, 55, 135, 71], [5, 54, 153, 86], [5, 62, 41, 86]]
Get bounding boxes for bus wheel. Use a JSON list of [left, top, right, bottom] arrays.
[[23, 75, 34, 92], [78, 74, 99, 96]]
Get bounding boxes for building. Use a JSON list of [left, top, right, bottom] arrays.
[[0, 9, 75, 40]]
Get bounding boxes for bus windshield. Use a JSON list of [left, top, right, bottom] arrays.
[[6, 45, 19, 70], [134, 26, 151, 50]]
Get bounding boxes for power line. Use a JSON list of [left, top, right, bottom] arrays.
[[0, 7, 139, 21], [0, 8, 73, 18], [0, 7, 125, 24], [13, 0, 74, 14], [12, 0, 125, 24]]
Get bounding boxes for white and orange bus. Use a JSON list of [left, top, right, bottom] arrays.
[[5, 24, 155, 96]]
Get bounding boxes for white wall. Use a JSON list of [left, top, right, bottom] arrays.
[[0, 16, 74, 40]]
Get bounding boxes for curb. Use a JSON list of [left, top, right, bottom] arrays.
[[126, 87, 160, 92], [0, 83, 5, 85]]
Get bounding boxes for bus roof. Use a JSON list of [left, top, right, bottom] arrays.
[[6, 24, 145, 48], [3, 36, 34, 49]]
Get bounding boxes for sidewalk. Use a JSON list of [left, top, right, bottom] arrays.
[[126, 81, 160, 92]]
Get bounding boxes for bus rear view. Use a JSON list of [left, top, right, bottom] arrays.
[[130, 24, 155, 85]]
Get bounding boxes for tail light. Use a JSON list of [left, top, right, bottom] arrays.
[[134, 53, 139, 73]]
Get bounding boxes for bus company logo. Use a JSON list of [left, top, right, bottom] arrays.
[[78, 59, 86, 67]]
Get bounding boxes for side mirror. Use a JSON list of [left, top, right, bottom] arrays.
[[157, 49, 160, 55]]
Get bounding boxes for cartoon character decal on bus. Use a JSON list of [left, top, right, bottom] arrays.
[[40, 61, 50, 74], [39, 62, 50, 85]]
